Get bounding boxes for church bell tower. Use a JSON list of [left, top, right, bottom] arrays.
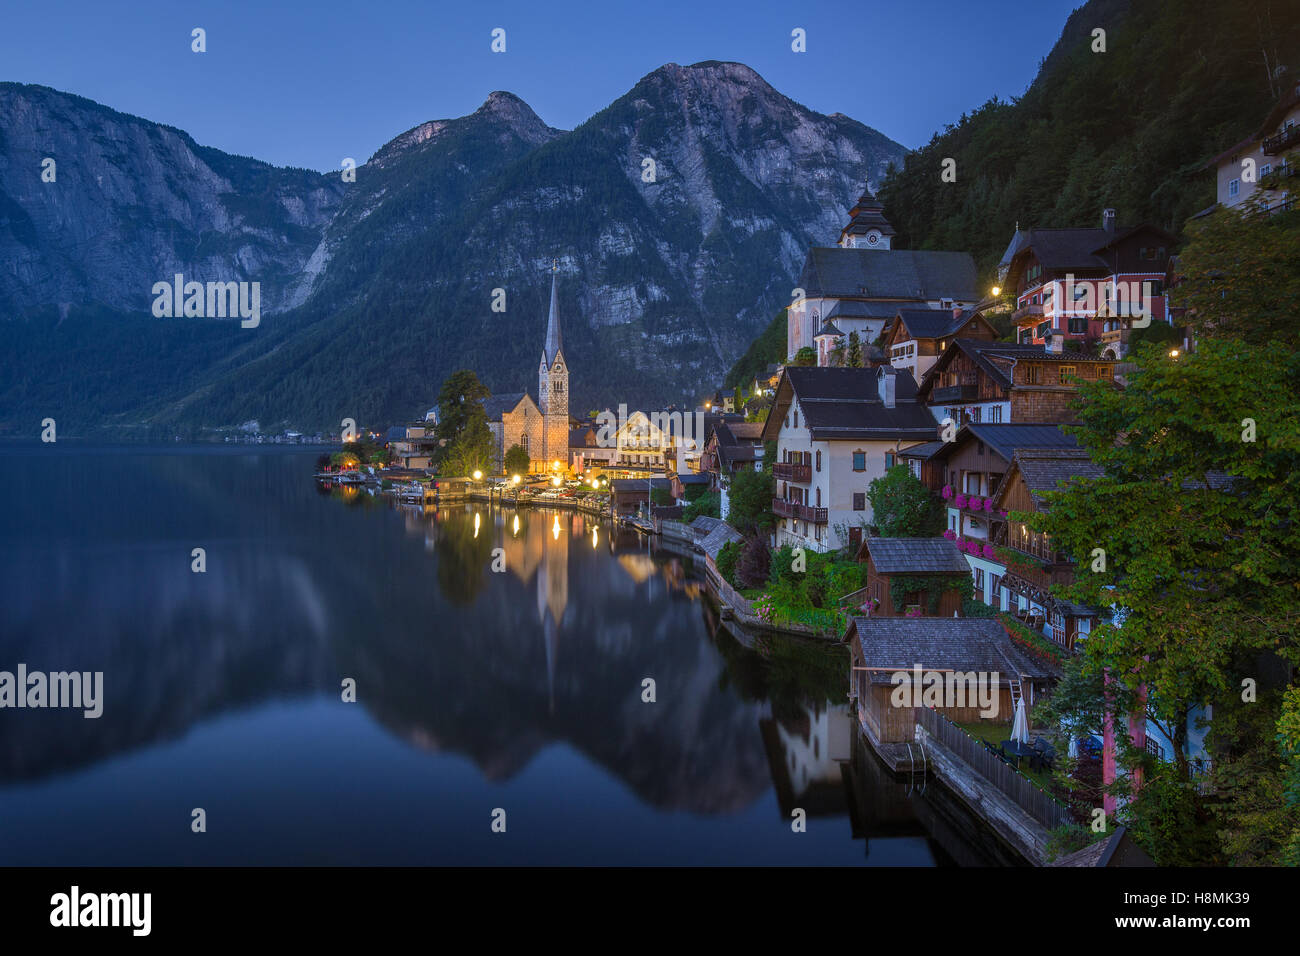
[[538, 261, 569, 471]]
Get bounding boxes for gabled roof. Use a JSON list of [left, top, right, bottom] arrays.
[[994, 447, 1105, 510], [701, 521, 744, 560], [797, 247, 979, 301], [762, 366, 938, 443], [864, 538, 970, 574], [897, 440, 946, 460], [674, 471, 711, 485], [814, 318, 846, 338], [891, 307, 987, 341], [569, 426, 596, 447], [480, 392, 533, 421], [918, 339, 1108, 398], [928, 423, 1080, 466], [609, 477, 672, 493], [846, 617, 1054, 683], [1004, 224, 1180, 288]]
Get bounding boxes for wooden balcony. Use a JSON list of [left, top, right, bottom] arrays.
[[773, 461, 812, 482], [933, 383, 979, 402], [772, 498, 828, 523], [1263, 125, 1300, 155], [1012, 303, 1044, 323]]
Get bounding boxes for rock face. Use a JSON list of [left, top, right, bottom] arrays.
[[0, 63, 904, 432]]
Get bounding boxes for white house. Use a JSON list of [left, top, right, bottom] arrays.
[[761, 365, 938, 553]]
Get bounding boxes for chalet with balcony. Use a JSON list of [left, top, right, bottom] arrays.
[[986, 447, 1105, 650], [924, 423, 1081, 607], [917, 340, 1116, 426], [761, 365, 937, 553], [700, 420, 764, 479], [1000, 212, 1179, 359], [852, 537, 972, 617], [1204, 81, 1300, 216], [880, 307, 996, 382]]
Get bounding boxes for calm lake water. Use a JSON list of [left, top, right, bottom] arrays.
[[0, 445, 1011, 865]]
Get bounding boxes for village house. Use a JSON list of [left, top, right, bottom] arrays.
[[1204, 81, 1299, 215], [568, 424, 615, 475], [916, 339, 1116, 427], [761, 365, 937, 553], [999, 212, 1179, 360], [846, 617, 1054, 750], [880, 307, 997, 382], [787, 183, 980, 361], [985, 447, 1105, 649], [385, 422, 435, 469], [852, 537, 972, 617], [609, 477, 673, 517]]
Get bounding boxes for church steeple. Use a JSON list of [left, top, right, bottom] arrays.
[[838, 180, 896, 249], [543, 259, 563, 367]]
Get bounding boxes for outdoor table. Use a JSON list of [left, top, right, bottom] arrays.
[[1001, 740, 1034, 768]]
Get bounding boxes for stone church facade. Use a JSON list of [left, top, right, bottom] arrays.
[[485, 268, 571, 475]]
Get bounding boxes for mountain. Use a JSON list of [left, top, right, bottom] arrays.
[[877, 0, 1300, 276], [0, 63, 905, 435]]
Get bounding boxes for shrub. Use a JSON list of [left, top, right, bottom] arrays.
[[736, 535, 771, 589], [716, 540, 742, 587]]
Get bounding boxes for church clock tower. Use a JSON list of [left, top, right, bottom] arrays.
[[538, 261, 569, 472]]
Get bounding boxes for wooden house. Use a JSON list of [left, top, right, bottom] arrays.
[[916, 339, 1116, 426], [853, 538, 971, 617], [879, 307, 996, 383], [845, 617, 1054, 748]]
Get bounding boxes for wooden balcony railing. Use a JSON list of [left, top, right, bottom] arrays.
[[1012, 303, 1044, 323], [773, 461, 812, 482], [1263, 125, 1300, 155], [772, 498, 828, 523]]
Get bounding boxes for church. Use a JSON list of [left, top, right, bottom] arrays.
[[787, 183, 980, 361], [484, 265, 572, 475]]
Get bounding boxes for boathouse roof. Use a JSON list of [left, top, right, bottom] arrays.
[[846, 617, 1053, 684], [864, 538, 970, 574]]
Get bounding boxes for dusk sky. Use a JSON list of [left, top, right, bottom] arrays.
[[3, 0, 1083, 170]]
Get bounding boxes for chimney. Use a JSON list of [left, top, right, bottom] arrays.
[[1046, 331, 1065, 355], [1102, 208, 1116, 233], [877, 366, 897, 408]]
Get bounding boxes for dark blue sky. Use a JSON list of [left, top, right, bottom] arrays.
[[3, 0, 1083, 170]]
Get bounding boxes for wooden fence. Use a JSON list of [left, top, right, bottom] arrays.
[[917, 706, 1073, 830]]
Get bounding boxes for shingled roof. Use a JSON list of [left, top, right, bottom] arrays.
[[928, 423, 1080, 466], [918, 339, 1108, 396], [480, 392, 531, 421], [846, 617, 1053, 683], [762, 366, 939, 443], [700, 521, 744, 560], [894, 308, 967, 340], [865, 538, 971, 574], [1001, 448, 1105, 508], [797, 247, 978, 302]]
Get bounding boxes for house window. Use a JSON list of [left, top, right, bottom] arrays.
[[793, 410, 798, 428], [885, 452, 895, 469], [1228, 179, 1240, 197], [974, 567, 985, 591], [1098, 366, 1113, 380], [815, 450, 822, 472], [1027, 364, 1042, 384], [1073, 284, 1088, 301], [990, 405, 1002, 423], [1068, 316, 1088, 334], [1059, 365, 1076, 382], [1261, 163, 1272, 178], [852, 451, 866, 471], [971, 407, 981, 423], [816, 488, 822, 507], [853, 493, 866, 511]]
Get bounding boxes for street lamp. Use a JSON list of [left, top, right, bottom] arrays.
[[991, 285, 1001, 297], [472, 469, 482, 481], [1168, 348, 1180, 358]]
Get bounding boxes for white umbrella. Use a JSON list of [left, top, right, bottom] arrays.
[[1068, 736, 1079, 758], [1011, 697, 1030, 745]]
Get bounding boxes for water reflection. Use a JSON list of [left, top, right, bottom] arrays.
[[0, 447, 1004, 864]]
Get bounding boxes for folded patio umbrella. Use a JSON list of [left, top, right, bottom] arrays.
[[1011, 697, 1030, 745]]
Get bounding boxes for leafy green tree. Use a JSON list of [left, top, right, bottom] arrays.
[[435, 369, 491, 447], [793, 346, 816, 367], [683, 490, 720, 522], [727, 466, 775, 535], [503, 444, 530, 476], [866, 464, 944, 537], [1175, 199, 1300, 349]]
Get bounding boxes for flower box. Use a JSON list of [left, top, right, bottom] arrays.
[[942, 529, 956, 541], [954, 493, 968, 509], [941, 485, 954, 500], [982, 543, 995, 559]]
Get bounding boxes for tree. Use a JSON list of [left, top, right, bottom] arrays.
[[504, 444, 530, 476], [866, 464, 944, 537], [1175, 200, 1300, 349], [683, 491, 720, 522], [727, 466, 775, 536], [435, 370, 491, 447], [651, 486, 674, 506], [735, 535, 771, 589], [846, 331, 863, 368], [793, 346, 816, 367]]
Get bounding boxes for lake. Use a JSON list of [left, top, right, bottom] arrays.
[[0, 445, 1012, 865]]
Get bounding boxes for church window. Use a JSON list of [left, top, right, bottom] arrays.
[[521, 434, 529, 453]]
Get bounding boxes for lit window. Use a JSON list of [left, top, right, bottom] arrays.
[[1229, 179, 1240, 197]]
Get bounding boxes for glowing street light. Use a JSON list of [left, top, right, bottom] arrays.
[[552, 476, 562, 487], [512, 474, 521, 485], [472, 470, 482, 481], [991, 285, 1001, 297], [1169, 348, 1181, 358]]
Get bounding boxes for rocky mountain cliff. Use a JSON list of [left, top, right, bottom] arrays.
[[0, 63, 904, 433]]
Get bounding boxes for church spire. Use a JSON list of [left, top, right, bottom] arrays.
[[543, 260, 563, 366]]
